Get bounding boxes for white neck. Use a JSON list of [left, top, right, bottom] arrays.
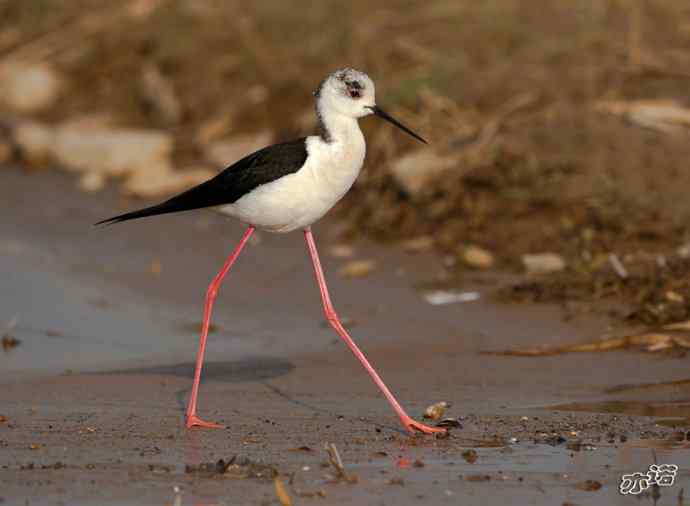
[[316, 102, 362, 144]]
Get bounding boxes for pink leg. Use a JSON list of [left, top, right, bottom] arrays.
[[303, 228, 445, 435], [186, 226, 255, 429]]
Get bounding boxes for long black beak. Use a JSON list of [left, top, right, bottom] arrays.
[[367, 105, 427, 144]]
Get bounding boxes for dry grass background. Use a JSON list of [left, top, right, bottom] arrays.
[[3, 0, 690, 324]]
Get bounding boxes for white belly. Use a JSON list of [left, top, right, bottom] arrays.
[[219, 135, 365, 232]]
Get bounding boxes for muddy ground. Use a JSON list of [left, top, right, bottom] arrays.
[[2, 167, 690, 505]]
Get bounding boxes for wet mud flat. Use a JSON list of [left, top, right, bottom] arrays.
[[2, 166, 690, 505], [1, 371, 689, 506]]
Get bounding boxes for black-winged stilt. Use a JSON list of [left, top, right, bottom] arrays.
[[97, 68, 444, 435]]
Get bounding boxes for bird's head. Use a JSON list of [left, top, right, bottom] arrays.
[[314, 68, 427, 144], [315, 68, 376, 118]]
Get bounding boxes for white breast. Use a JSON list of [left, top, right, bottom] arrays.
[[220, 132, 366, 233]]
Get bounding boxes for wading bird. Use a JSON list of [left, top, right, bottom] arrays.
[[97, 68, 445, 435]]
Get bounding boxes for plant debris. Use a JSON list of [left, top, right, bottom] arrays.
[[1, 334, 20, 352], [485, 319, 690, 356], [184, 456, 278, 480], [400, 236, 435, 254], [535, 433, 567, 446], [324, 442, 357, 484], [274, 477, 292, 506], [575, 480, 602, 491], [499, 252, 690, 326]]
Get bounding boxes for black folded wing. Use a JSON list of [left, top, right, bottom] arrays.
[[95, 138, 308, 225]]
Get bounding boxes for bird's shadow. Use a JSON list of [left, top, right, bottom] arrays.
[[95, 356, 410, 435], [98, 356, 294, 382], [94, 356, 294, 413]]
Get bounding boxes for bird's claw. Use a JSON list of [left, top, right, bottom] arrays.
[[186, 414, 225, 429], [401, 416, 447, 435]]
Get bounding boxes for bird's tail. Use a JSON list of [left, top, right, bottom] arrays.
[[95, 181, 217, 226], [94, 201, 187, 226]]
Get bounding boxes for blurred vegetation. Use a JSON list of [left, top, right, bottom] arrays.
[[2, 0, 690, 324]]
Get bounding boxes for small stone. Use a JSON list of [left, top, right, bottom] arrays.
[[127, 0, 166, 19], [566, 440, 582, 451], [54, 125, 173, 178], [337, 260, 376, 279], [329, 244, 356, 259], [1, 334, 20, 351], [677, 243, 690, 259], [461, 245, 494, 269], [124, 165, 214, 198], [0, 138, 12, 163], [389, 149, 457, 198], [423, 401, 450, 420], [461, 449, 478, 463], [12, 121, 55, 165], [79, 172, 106, 192], [521, 252, 565, 275], [0, 62, 63, 113], [665, 290, 684, 303], [149, 259, 162, 276], [423, 290, 480, 305]]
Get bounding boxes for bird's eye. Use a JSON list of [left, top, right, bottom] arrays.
[[348, 88, 361, 99]]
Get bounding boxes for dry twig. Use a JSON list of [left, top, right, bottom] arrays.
[[324, 442, 357, 483]]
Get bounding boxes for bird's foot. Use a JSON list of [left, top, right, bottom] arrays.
[[186, 414, 225, 429], [401, 416, 447, 435]]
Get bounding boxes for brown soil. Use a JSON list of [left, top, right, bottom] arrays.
[[3, 1, 690, 326]]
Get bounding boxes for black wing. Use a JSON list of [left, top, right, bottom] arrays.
[[95, 138, 308, 225]]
